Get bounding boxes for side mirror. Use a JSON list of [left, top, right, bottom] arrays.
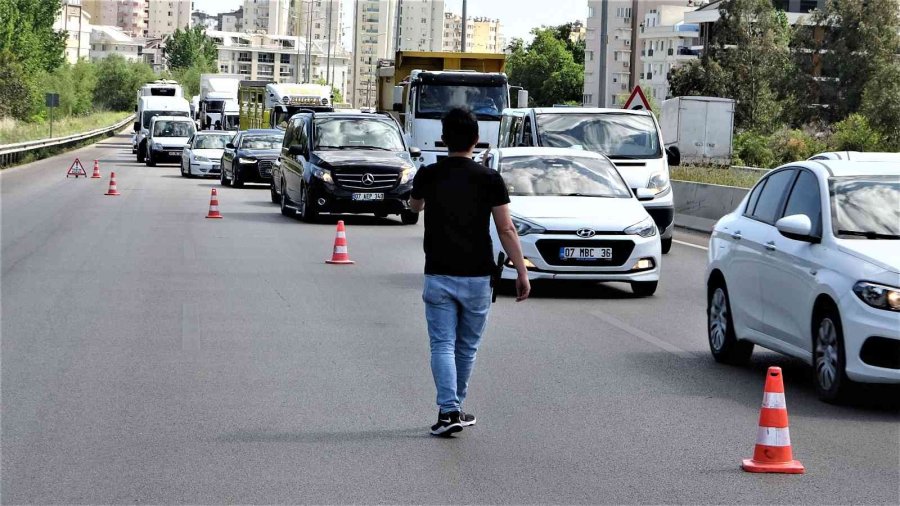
[[666, 146, 681, 166], [408, 147, 422, 158], [517, 89, 529, 108], [392, 86, 404, 112], [288, 145, 305, 157], [776, 214, 820, 243], [226, 142, 235, 149], [133, 122, 140, 132], [636, 188, 655, 201]]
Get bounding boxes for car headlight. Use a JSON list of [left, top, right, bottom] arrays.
[[648, 171, 671, 195], [853, 281, 900, 311], [312, 166, 333, 184], [400, 167, 416, 184], [511, 216, 545, 236], [238, 158, 257, 164], [625, 217, 657, 238], [194, 155, 211, 162]]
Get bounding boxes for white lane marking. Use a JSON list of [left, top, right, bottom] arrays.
[[589, 310, 694, 358], [673, 239, 709, 251], [762, 392, 787, 409], [756, 427, 792, 447]]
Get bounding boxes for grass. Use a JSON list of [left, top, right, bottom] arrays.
[[671, 164, 767, 189], [0, 111, 131, 145]]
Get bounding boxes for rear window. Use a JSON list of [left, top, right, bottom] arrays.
[[153, 120, 194, 137]]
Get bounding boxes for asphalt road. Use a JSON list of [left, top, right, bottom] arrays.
[[2, 133, 898, 504]]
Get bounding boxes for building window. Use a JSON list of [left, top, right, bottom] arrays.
[[258, 52, 274, 63], [588, 6, 594, 17], [281, 54, 291, 64]]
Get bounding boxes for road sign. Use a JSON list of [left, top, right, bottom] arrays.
[[45, 93, 59, 107], [67, 158, 87, 178], [623, 85, 651, 111]]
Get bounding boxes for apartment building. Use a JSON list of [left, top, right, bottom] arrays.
[[294, 0, 343, 46], [191, 11, 219, 30], [146, 0, 192, 38], [243, 0, 291, 35], [396, 0, 445, 51], [686, 0, 827, 50], [638, 5, 699, 101], [442, 13, 503, 53], [583, 0, 680, 107], [54, 0, 92, 63], [81, 0, 118, 26], [219, 7, 244, 32], [90, 25, 145, 62], [208, 30, 350, 97], [350, 0, 398, 107]]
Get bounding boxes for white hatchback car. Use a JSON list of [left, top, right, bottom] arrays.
[[706, 160, 900, 401], [481, 148, 662, 296]]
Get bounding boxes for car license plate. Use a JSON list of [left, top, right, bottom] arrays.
[[352, 193, 384, 201], [168, 151, 180, 156], [559, 247, 613, 261]]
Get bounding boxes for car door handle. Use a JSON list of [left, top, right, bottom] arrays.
[[765, 241, 777, 252], [730, 232, 742, 240]]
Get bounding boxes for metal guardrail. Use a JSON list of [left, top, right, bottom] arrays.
[[0, 114, 135, 168]]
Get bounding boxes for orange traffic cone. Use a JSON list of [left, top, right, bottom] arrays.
[[326, 220, 354, 264], [91, 160, 102, 178], [206, 188, 223, 219], [105, 171, 120, 196], [742, 367, 805, 474]]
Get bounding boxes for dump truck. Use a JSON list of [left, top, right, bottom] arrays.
[[375, 51, 527, 167], [238, 81, 335, 130]]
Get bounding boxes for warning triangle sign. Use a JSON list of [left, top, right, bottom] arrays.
[[623, 85, 652, 111], [67, 158, 87, 178]]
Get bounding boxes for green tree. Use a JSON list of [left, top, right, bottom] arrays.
[[506, 29, 584, 107], [0, 50, 30, 119], [861, 63, 900, 150], [168, 59, 216, 98], [830, 113, 884, 151], [94, 55, 156, 111], [163, 25, 218, 70], [0, 0, 66, 75], [315, 78, 344, 104], [549, 22, 586, 65]]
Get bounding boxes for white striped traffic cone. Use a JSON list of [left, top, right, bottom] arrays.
[[742, 366, 805, 474], [206, 188, 223, 218]]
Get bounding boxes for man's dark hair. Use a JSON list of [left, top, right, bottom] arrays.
[[441, 107, 479, 152]]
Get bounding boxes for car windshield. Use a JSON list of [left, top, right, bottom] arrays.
[[142, 110, 189, 129], [193, 134, 231, 149], [416, 84, 508, 120], [499, 155, 633, 198], [314, 118, 405, 151], [536, 113, 662, 159], [153, 121, 194, 137], [241, 135, 282, 149], [830, 175, 900, 239]]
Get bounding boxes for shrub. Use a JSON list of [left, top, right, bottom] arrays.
[[771, 127, 827, 164], [733, 131, 776, 168], [829, 113, 884, 151]]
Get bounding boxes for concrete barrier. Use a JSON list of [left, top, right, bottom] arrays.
[[673, 180, 749, 233]]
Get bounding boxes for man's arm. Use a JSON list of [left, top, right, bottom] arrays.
[[491, 204, 531, 302], [409, 197, 425, 213]]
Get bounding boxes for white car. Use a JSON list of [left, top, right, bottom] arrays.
[[808, 151, 900, 162], [180, 131, 233, 178], [482, 148, 662, 296], [706, 160, 900, 401]]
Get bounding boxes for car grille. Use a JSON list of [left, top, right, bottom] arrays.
[[258, 160, 274, 178], [535, 239, 636, 267], [334, 171, 400, 191]]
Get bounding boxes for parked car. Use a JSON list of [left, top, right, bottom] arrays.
[[145, 116, 195, 167], [220, 129, 283, 188], [808, 151, 900, 162], [271, 111, 421, 223], [706, 160, 899, 401], [180, 131, 233, 178], [480, 147, 662, 296]]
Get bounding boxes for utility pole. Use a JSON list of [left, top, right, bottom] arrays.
[[460, 0, 467, 52], [326, 0, 333, 87], [306, 0, 313, 82], [296, 0, 302, 82]]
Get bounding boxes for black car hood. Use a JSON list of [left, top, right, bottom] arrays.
[[237, 148, 279, 159], [312, 150, 413, 171]]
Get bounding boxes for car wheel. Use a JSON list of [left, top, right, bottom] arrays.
[[707, 281, 754, 364], [299, 183, 319, 223], [280, 179, 295, 218], [270, 182, 279, 203], [220, 164, 230, 185], [813, 306, 850, 403], [181, 160, 187, 177], [137, 142, 146, 163], [661, 237, 673, 254], [400, 210, 419, 225], [232, 166, 243, 188], [631, 281, 658, 297]]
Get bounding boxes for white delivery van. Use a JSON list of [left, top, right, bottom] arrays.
[[135, 96, 191, 163], [659, 96, 735, 165], [144, 116, 196, 167], [497, 107, 680, 253]]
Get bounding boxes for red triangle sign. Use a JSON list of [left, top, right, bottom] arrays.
[[623, 85, 652, 111], [67, 158, 88, 178]]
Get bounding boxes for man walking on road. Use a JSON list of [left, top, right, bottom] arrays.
[[409, 108, 531, 437]]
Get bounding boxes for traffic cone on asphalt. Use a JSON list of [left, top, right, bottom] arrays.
[[91, 160, 102, 178], [206, 188, 223, 219], [104, 172, 120, 196], [742, 367, 805, 474], [325, 220, 354, 264]]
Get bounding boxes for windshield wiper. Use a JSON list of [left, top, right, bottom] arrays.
[[837, 229, 900, 239], [350, 146, 392, 151], [316, 145, 351, 150]]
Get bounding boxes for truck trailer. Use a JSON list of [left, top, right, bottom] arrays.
[[199, 74, 242, 131], [659, 96, 735, 165]]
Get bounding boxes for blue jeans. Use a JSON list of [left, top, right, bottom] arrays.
[[423, 275, 492, 414]]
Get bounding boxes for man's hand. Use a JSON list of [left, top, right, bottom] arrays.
[[515, 272, 531, 302]]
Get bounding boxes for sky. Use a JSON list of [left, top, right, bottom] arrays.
[[192, 0, 588, 43]]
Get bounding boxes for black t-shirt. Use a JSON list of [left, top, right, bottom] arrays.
[[411, 156, 510, 277]]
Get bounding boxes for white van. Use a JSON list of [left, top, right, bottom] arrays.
[[145, 116, 196, 167], [135, 96, 192, 163], [497, 108, 680, 253]]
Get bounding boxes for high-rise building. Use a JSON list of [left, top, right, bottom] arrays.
[[54, 0, 92, 63], [350, 0, 398, 107], [81, 0, 118, 26], [243, 0, 291, 35], [81, 0, 148, 37], [442, 13, 502, 53], [293, 0, 342, 45], [638, 5, 700, 101], [396, 0, 444, 51], [218, 7, 244, 32], [146, 0, 192, 38]]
